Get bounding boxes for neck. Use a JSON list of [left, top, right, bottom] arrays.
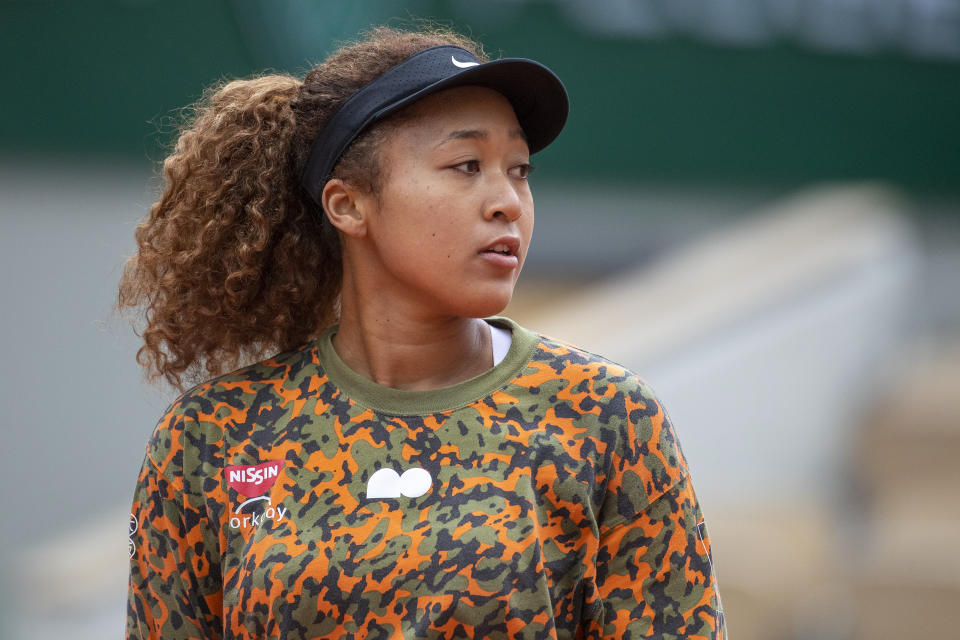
[[333, 272, 494, 391]]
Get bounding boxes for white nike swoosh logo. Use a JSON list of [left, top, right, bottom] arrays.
[[451, 55, 479, 69]]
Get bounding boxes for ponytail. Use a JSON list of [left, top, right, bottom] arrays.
[[118, 74, 341, 390]]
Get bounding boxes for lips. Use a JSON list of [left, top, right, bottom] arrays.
[[479, 236, 521, 270], [480, 236, 520, 257]]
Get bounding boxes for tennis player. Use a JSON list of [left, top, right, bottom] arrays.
[[120, 25, 725, 639]]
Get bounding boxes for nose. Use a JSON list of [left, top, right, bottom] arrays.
[[482, 173, 526, 223]]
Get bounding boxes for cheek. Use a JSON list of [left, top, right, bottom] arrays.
[[521, 205, 534, 246], [376, 195, 459, 265], [423, 225, 462, 265]]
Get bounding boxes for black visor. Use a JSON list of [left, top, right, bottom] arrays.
[[300, 45, 569, 207]]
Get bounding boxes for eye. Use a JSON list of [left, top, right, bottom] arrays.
[[453, 160, 480, 175], [510, 163, 534, 179]]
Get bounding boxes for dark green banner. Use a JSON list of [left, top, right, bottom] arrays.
[[2, 0, 957, 190]]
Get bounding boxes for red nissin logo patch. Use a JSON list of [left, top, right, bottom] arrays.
[[225, 461, 284, 497]]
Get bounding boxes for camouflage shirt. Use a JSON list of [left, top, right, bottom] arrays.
[[127, 317, 725, 639]]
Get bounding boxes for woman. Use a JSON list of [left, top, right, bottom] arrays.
[[121, 26, 725, 640]]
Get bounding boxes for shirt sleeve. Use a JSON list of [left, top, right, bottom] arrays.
[[127, 450, 223, 640], [592, 380, 726, 639]]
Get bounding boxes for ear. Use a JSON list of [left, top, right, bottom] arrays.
[[321, 178, 370, 238]]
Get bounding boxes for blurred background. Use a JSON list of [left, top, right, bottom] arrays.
[[1, 1, 958, 638]]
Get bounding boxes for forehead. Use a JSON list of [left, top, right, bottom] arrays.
[[389, 86, 524, 142]]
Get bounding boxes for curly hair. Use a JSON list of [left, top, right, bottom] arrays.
[[117, 26, 487, 390]]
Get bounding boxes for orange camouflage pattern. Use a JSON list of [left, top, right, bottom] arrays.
[[128, 321, 725, 639]]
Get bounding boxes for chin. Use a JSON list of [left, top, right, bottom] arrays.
[[453, 289, 514, 319]]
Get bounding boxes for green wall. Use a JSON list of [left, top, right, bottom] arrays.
[[2, 1, 957, 190]]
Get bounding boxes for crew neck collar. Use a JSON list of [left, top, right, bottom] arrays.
[[314, 316, 537, 415]]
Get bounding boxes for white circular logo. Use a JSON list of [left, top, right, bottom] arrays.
[[366, 467, 433, 499]]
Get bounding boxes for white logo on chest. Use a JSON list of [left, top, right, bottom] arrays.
[[366, 467, 432, 499]]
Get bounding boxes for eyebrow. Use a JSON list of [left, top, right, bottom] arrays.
[[434, 127, 527, 147]]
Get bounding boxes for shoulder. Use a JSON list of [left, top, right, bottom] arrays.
[[505, 319, 689, 508], [144, 339, 319, 480], [511, 318, 660, 405], [497, 316, 669, 426]]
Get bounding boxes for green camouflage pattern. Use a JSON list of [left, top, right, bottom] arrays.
[[128, 319, 725, 639]]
